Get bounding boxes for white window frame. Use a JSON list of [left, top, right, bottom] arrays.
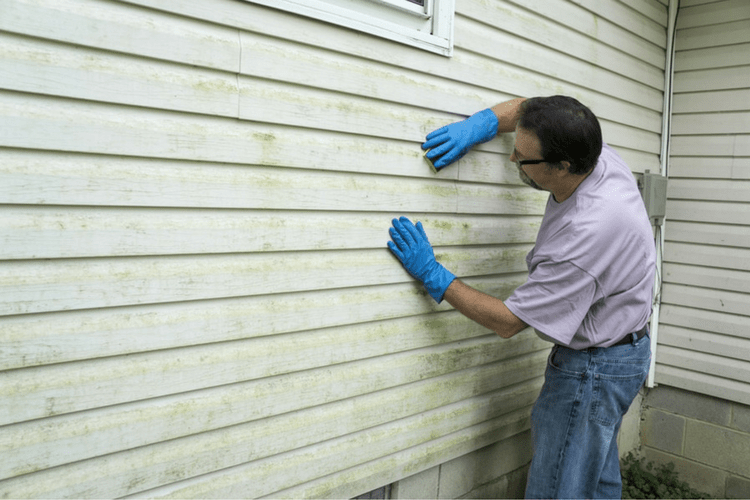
[[247, 0, 455, 56]]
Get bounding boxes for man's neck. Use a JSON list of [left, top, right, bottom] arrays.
[[552, 170, 592, 203]]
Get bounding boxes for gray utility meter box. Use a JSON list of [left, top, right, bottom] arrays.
[[636, 170, 668, 226]]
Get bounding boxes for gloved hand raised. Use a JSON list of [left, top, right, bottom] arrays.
[[388, 217, 456, 303], [422, 108, 499, 169]]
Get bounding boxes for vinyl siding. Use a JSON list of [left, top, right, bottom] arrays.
[[657, 0, 750, 404], [0, 0, 667, 497]]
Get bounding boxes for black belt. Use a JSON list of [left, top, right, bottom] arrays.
[[613, 325, 649, 346]]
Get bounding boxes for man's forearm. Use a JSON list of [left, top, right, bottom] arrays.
[[442, 279, 528, 339], [490, 98, 527, 134]]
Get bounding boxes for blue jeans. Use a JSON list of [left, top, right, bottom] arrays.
[[525, 333, 651, 499]]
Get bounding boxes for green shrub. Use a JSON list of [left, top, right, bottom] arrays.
[[621, 452, 711, 499]]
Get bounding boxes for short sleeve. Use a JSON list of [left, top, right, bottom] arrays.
[[505, 260, 598, 346]]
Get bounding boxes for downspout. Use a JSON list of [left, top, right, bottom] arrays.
[[647, 0, 679, 388]]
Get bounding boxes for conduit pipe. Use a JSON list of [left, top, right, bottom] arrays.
[[647, 0, 680, 388]]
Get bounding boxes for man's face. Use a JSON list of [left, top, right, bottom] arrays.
[[510, 127, 554, 191], [516, 162, 544, 191]]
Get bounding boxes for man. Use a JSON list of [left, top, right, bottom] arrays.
[[387, 96, 654, 499]]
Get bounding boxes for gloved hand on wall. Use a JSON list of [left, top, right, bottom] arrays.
[[388, 217, 456, 303], [422, 108, 499, 169]]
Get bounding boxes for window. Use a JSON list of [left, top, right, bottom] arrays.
[[247, 0, 455, 56]]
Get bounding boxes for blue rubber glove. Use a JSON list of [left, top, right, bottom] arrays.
[[388, 217, 456, 303], [422, 108, 499, 169]]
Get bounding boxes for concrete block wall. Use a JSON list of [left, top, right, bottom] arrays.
[[641, 386, 750, 499], [391, 431, 531, 499]]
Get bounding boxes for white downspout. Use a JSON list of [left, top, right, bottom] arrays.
[[648, 0, 679, 388]]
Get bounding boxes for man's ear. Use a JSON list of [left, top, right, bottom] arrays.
[[559, 160, 572, 174]]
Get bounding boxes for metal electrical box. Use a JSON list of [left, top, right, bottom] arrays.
[[637, 170, 668, 226]]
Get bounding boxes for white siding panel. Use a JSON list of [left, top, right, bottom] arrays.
[[0, 92, 437, 175], [676, 0, 750, 29], [660, 0, 750, 404], [674, 66, 750, 93], [0, 0, 241, 71], [655, 366, 750, 406], [1, 286, 519, 372], [0, 338, 549, 478], [507, 0, 666, 67], [0, 0, 670, 497], [251, 409, 534, 500], [0, 33, 240, 117], [672, 111, 750, 135], [669, 155, 750, 180], [666, 199, 750, 225], [2, 382, 543, 499], [675, 44, 750, 71], [659, 324, 750, 363], [460, 2, 664, 90], [675, 20, 750, 51], [663, 244, 750, 273], [672, 89, 750, 113], [661, 283, 749, 317], [661, 304, 749, 339], [0, 207, 543, 260], [670, 134, 750, 158], [657, 346, 750, 386], [665, 221, 750, 248], [0, 246, 531, 316], [454, 18, 663, 113], [668, 178, 750, 203]]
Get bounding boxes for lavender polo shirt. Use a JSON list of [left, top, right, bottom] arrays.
[[505, 143, 656, 349]]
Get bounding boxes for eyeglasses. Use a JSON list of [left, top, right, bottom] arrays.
[[516, 159, 547, 166]]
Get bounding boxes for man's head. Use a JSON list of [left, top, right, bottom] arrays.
[[517, 96, 602, 176]]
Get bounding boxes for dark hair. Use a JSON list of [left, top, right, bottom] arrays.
[[518, 96, 602, 175]]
